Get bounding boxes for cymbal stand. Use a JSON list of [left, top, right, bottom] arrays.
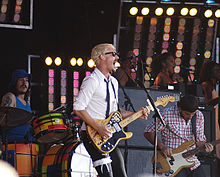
[[0, 112, 9, 161]]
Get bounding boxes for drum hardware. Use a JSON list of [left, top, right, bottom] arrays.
[[53, 105, 67, 113]]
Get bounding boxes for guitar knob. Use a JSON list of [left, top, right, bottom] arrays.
[[169, 170, 174, 174], [169, 160, 173, 165], [165, 172, 170, 176]]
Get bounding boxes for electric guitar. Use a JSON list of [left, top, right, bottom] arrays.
[[153, 139, 220, 177], [87, 95, 175, 153]]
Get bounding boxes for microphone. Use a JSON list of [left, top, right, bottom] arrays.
[[180, 66, 194, 71]]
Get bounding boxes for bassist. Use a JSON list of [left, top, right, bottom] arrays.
[[144, 95, 213, 177]]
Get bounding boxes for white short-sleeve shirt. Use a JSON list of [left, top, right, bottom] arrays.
[[73, 68, 119, 130]]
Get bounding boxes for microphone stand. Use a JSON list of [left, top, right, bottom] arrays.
[[120, 85, 136, 172], [136, 80, 166, 177]]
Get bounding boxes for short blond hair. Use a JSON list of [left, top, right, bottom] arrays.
[[91, 43, 115, 65]]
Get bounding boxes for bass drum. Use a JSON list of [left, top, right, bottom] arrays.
[[41, 141, 97, 177], [3, 143, 39, 177]]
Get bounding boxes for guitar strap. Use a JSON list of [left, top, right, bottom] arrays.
[[191, 114, 197, 143]]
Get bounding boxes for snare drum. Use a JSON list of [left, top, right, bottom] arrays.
[[32, 112, 68, 143], [42, 142, 97, 177], [3, 143, 39, 176]]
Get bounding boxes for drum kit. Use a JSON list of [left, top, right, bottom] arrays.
[[0, 106, 98, 177]]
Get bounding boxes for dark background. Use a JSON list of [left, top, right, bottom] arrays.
[[0, 0, 219, 102], [0, 0, 120, 97]]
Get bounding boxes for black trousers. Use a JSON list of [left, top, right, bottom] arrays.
[[81, 131, 127, 177]]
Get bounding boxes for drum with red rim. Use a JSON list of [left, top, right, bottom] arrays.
[[32, 112, 68, 143]]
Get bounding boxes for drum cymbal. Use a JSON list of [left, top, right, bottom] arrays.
[[0, 107, 34, 127]]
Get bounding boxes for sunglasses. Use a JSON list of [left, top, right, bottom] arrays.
[[104, 52, 119, 57]]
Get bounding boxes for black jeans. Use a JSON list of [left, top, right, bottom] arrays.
[[81, 131, 127, 177], [175, 165, 206, 177]]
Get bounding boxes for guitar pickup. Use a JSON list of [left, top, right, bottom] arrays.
[[113, 122, 121, 132]]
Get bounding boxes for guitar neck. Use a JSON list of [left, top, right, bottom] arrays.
[[183, 139, 220, 158], [118, 96, 174, 128], [119, 109, 144, 128]]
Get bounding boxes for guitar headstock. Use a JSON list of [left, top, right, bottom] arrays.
[[155, 95, 175, 107]]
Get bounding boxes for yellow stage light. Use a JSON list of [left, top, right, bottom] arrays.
[[70, 57, 77, 66], [204, 9, 213, 18], [45, 56, 53, 66], [87, 59, 95, 68], [166, 7, 174, 16], [189, 8, 198, 16], [141, 7, 150, 15], [215, 9, 220, 18], [129, 7, 138, 15], [54, 57, 62, 66], [155, 7, 163, 16], [180, 8, 189, 16], [77, 58, 83, 66]]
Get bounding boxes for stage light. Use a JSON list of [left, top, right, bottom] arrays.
[[87, 59, 95, 68], [54, 57, 62, 66], [189, 8, 198, 16], [129, 7, 138, 15], [204, 9, 213, 18], [141, 7, 150, 16], [13, 0, 23, 23], [215, 9, 220, 18], [206, 0, 215, 4], [166, 7, 174, 16], [180, 8, 189, 16], [70, 57, 77, 66], [77, 58, 83, 66], [45, 57, 53, 66], [155, 7, 163, 16]]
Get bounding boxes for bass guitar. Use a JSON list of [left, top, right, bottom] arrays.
[[87, 95, 175, 153], [154, 139, 220, 177]]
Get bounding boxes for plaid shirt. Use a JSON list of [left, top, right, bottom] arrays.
[[145, 105, 206, 170]]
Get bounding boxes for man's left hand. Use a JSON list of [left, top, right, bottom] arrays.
[[139, 107, 149, 120], [204, 143, 214, 153]]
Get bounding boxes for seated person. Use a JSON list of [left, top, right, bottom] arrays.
[[151, 52, 183, 88], [1, 69, 35, 143], [199, 60, 220, 176], [114, 50, 140, 87]]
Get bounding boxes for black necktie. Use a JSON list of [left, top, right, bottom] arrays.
[[104, 79, 110, 118]]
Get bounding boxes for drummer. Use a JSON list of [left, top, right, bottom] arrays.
[[1, 69, 35, 143]]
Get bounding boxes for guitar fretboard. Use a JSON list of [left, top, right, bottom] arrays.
[[183, 139, 220, 158]]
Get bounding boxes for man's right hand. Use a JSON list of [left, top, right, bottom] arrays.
[[97, 124, 112, 140], [161, 145, 173, 158]]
